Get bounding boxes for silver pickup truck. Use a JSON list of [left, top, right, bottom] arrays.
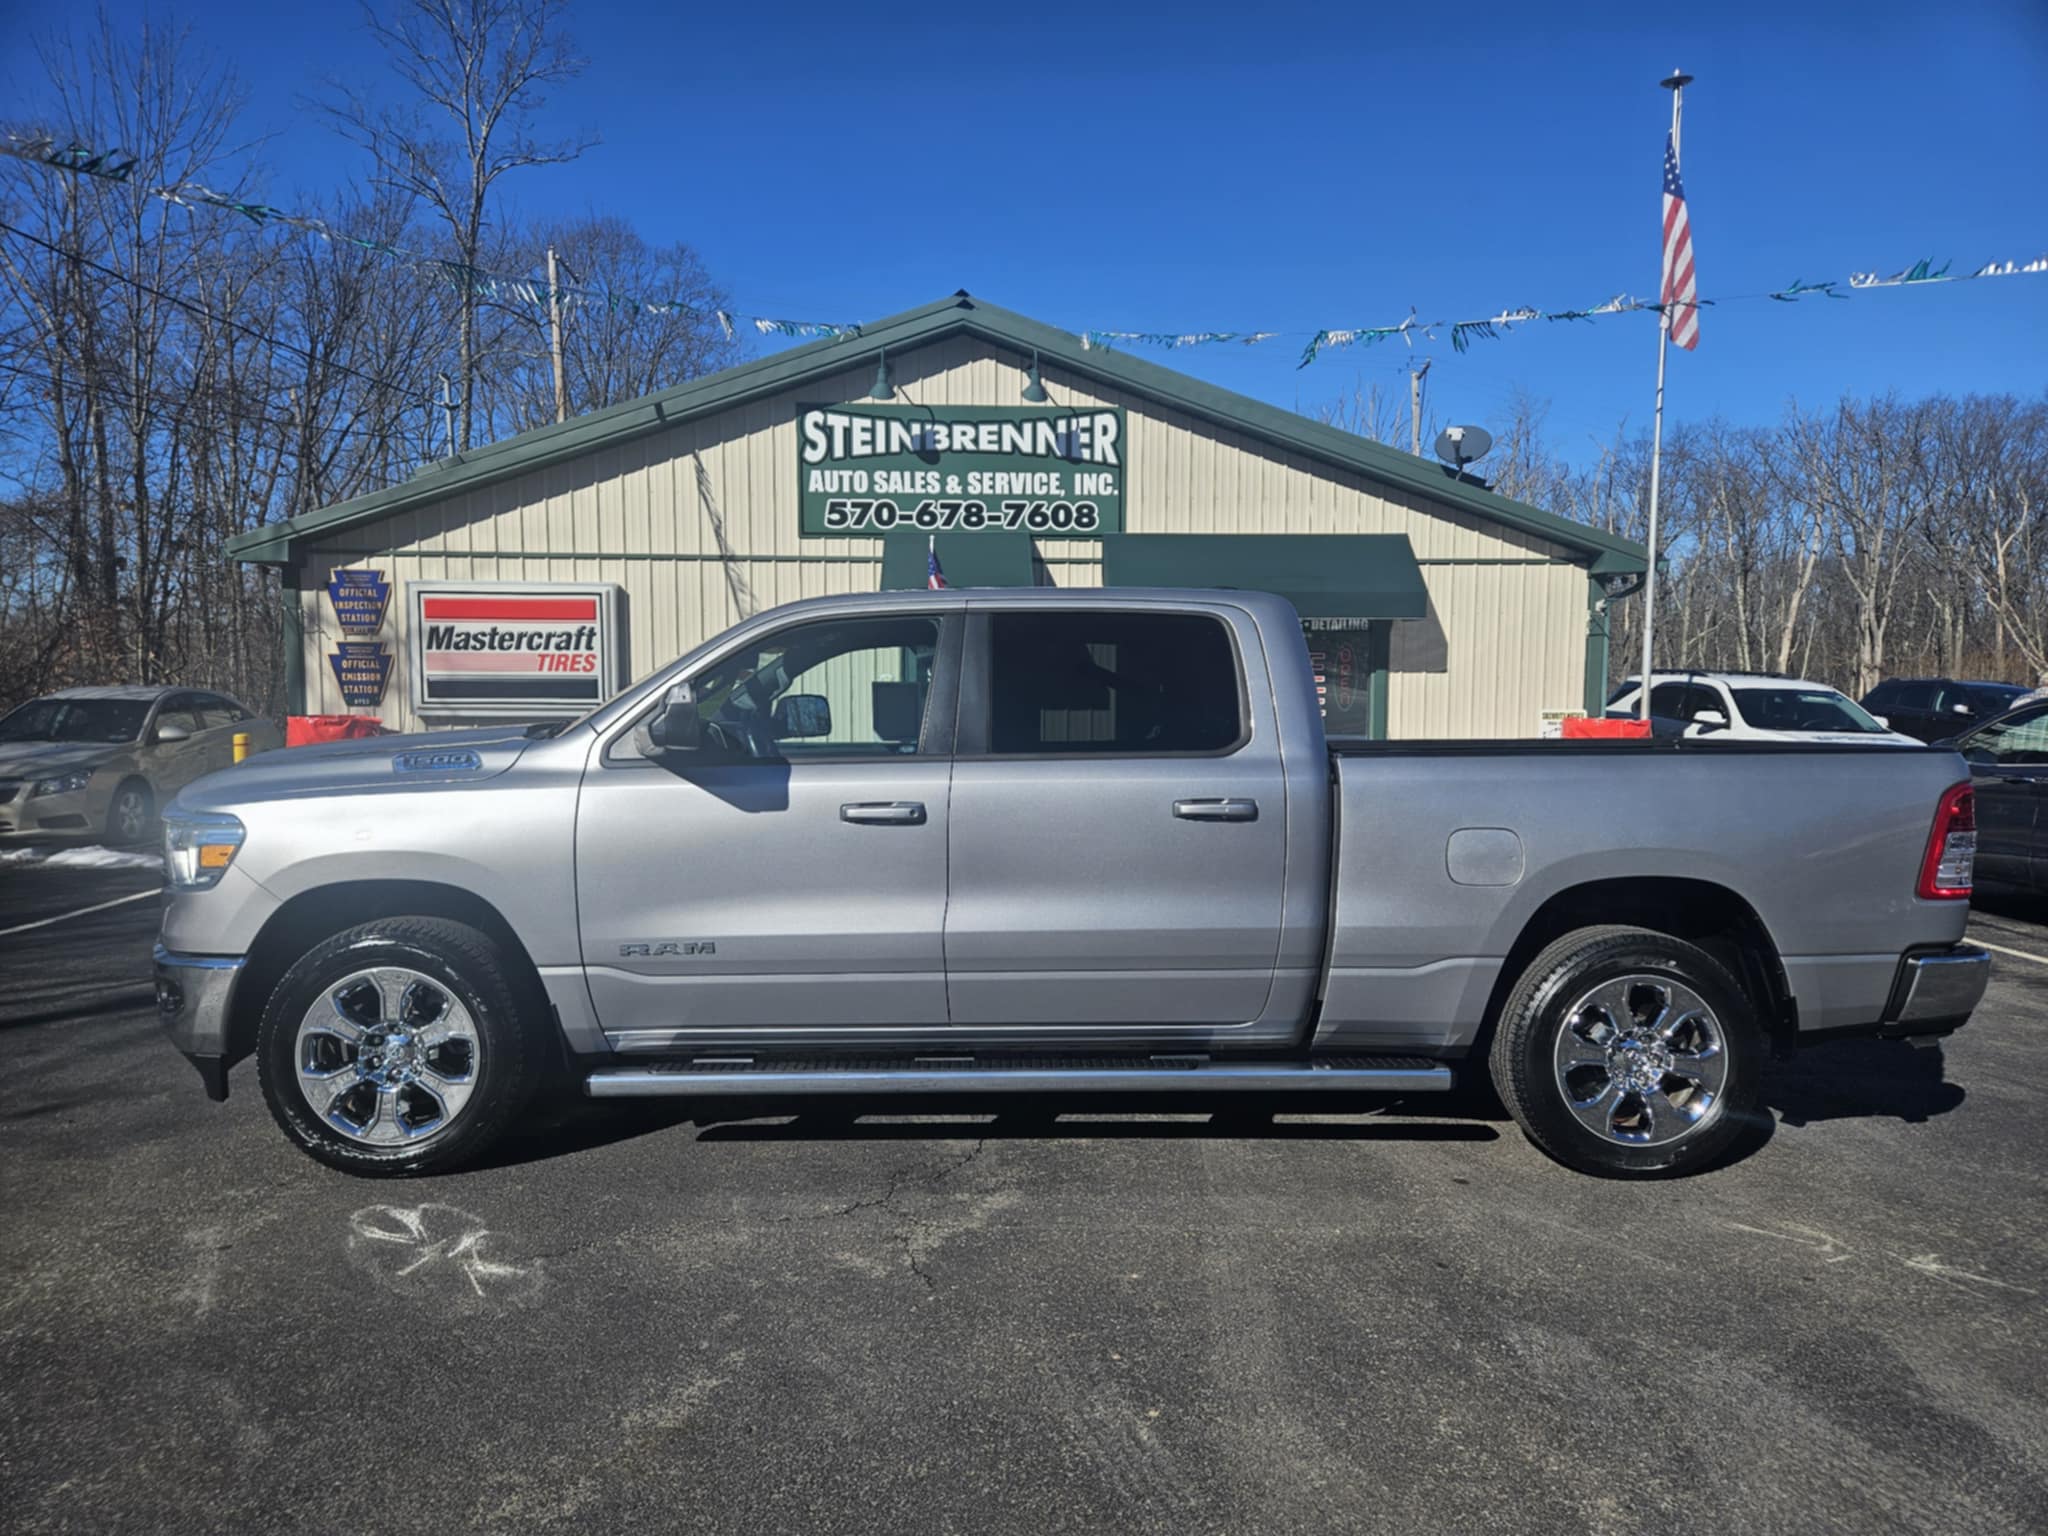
[[154, 588, 1990, 1179]]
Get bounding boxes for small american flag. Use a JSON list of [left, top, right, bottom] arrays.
[[927, 536, 947, 590], [1661, 130, 1700, 350]]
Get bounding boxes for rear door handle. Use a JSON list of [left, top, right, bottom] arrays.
[[840, 801, 927, 825], [1173, 798, 1258, 822]]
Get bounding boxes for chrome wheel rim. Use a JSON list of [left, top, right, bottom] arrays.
[[1553, 974, 1729, 1148], [113, 789, 147, 841], [295, 967, 482, 1147]]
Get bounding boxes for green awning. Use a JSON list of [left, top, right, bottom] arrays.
[[1099, 533, 1428, 620], [880, 530, 1037, 590]]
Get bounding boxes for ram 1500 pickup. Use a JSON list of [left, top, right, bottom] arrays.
[[154, 588, 1991, 1178]]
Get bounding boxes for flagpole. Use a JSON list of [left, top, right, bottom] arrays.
[[1639, 69, 1691, 719]]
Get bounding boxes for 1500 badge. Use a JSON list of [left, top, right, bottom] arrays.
[[393, 749, 484, 773], [619, 941, 717, 957]]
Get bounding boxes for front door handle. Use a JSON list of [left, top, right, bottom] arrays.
[[1173, 798, 1258, 822], [841, 801, 927, 825]]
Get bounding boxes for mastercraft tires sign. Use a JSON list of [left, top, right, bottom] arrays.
[[408, 581, 625, 717], [797, 402, 1126, 537]]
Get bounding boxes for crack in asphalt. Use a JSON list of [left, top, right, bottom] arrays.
[[786, 1134, 992, 1292]]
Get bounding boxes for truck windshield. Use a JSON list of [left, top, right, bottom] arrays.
[[1730, 689, 1887, 734], [0, 697, 151, 744]]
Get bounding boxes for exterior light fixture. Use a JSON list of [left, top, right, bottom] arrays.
[[1021, 349, 1048, 403], [871, 347, 895, 401]]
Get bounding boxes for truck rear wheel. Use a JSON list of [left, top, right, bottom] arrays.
[[254, 917, 546, 1177], [1488, 925, 1762, 1178]]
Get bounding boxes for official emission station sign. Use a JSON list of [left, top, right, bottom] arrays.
[[798, 403, 1125, 537]]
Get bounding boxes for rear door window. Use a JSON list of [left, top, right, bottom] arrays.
[[981, 611, 1244, 755], [1968, 705, 2048, 766], [1647, 682, 1721, 723]]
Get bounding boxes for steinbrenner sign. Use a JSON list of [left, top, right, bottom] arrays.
[[798, 402, 1126, 537], [409, 580, 624, 717]]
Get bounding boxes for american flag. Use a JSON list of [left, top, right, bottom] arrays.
[[1661, 129, 1700, 350], [927, 535, 947, 590]]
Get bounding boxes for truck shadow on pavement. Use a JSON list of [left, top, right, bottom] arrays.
[[475, 1095, 1502, 1170], [1764, 1039, 1966, 1129], [475, 1046, 1963, 1171]]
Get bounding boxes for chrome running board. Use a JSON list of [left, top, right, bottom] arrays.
[[584, 1054, 1453, 1098]]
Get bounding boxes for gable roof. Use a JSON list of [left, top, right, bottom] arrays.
[[226, 293, 1646, 573]]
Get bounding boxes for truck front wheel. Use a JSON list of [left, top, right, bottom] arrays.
[[1488, 925, 1763, 1178], [254, 917, 546, 1177]]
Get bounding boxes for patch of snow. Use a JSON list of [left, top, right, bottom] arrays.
[[40, 846, 163, 871]]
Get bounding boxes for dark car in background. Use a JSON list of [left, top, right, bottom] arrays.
[[1861, 677, 2028, 743], [1948, 697, 2048, 897]]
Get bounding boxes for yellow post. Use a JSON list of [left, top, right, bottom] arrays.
[[232, 732, 252, 764]]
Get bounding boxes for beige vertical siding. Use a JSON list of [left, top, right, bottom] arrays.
[[299, 336, 1590, 738]]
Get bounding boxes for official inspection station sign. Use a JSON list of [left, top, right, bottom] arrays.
[[797, 403, 1125, 537], [408, 580, 624, 717], [325, 567, 391, 635]]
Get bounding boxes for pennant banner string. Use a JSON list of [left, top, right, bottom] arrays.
[[5, 131, 2043, 368]]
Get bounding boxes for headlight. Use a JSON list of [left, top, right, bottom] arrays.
[[163, 810, 246, 890], [31, 768, 92, 797]]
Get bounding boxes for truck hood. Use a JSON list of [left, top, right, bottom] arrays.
[[169, 724, 544, 813], [0, 740, 124, 779]]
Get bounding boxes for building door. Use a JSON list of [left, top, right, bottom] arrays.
[[576, 612, 960, 1036], [943, 604, 1288, 1027], [1302, 621, 1380, 739]]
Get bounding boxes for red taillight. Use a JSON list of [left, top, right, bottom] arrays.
[[1917, 781, 1976, 900]]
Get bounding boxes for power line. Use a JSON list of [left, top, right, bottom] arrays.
[[0, 219, 432, 403], [0, 357, 423, 446]]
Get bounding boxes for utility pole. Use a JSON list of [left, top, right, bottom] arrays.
[[546, 246, 568, 424], [436, 373, 457, 458], [1409, 359, 1432, 457]]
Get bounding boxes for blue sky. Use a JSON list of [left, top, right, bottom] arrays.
[[29, 0, 2048, 463]]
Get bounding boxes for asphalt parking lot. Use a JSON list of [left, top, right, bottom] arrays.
[[2, 854, 2045, 1535]]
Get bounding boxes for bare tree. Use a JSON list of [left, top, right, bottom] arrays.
[[325, 0, 592, 450]]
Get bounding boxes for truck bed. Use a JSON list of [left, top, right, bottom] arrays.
[[1316, 737, 1971, 1054]]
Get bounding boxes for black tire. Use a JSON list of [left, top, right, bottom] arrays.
[[107, 778, 154, 845], [1488, 924, 1762, 1178], [255, 917, 547, 1177]]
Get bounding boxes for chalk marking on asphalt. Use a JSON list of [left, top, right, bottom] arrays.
[[1971, 938, 2048, 967], [1728, 1222, 1855, 1263], [0, 888, 157, 937], [350, 1204, 540, 1301], [1895, 1253, 2039, 1296]]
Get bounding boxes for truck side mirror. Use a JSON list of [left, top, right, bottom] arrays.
[[770, 693, 831, 740], [1690, 708, 1728, 730], [633, 682, 702, 757]]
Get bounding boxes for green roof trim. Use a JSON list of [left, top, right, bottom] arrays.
[[880, 530, 1037, 589], [226, 293, 1647, 573], [1100, 533, 1427, 620]]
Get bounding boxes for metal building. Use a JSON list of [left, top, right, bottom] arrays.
[[227, 294, 1647, 737]]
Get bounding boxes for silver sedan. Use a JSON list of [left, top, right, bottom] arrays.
[[0, 686, 282, 844]]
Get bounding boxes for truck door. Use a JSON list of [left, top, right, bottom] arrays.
[[1960, 702, 2048, 890], [944, 603, 1288, 1027], [575, 611, 960, 1035]]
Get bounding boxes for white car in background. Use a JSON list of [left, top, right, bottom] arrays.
[[1605, 671, 1922, 745]]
